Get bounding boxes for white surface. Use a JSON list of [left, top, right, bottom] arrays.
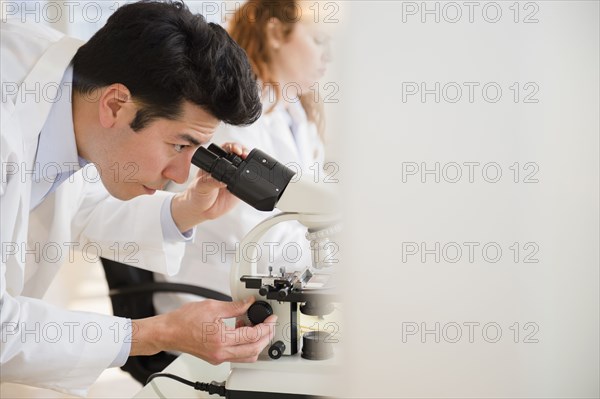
[[227, 354, 339, 397]]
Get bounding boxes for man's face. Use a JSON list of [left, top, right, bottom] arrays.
[[95, 101, 219, 200]]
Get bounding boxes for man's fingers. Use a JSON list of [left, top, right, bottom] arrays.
[[262, 314, 278, 326], [226, 322, 276, 346], [193, 170, 226, 190], [232, 356, 263, 363], [221, 142, 249, 158], [217, 296, 256, 319], [221, 332, 272, 361], [234, 313, 276, 329], [195, 169, 210, 179], [199, 310, 278, 364]]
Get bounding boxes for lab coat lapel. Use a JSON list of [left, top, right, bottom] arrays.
[[4, 36, 83, 296], [15, 36, 84, 147], [17, 35, 83, 212], [267, 109, 303, 164]]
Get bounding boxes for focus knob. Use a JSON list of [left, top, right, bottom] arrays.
[[268, 341, 286, 359], [247, 301, 273, 325]]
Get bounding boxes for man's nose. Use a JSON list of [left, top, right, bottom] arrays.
[[164, 155, 192, 184]]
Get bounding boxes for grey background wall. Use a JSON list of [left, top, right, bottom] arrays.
[[337, 1, 599, 397]]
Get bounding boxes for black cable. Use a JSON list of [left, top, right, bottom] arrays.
[[146, 372, 228, 397]]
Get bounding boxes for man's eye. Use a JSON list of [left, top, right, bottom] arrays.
[[173, 144, 188, 153]]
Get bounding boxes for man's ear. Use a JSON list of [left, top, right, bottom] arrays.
[[98, 84, 134, 128], [265, 17, 285, 51]]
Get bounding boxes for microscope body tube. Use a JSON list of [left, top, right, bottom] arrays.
[[192, 144, 296, 211]]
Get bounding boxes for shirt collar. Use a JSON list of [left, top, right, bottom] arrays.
[[35, 64, 87, 178]]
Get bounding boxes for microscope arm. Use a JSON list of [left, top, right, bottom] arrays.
[[230, 212, 335, 300]]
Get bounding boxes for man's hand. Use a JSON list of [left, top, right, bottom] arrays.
[[171, 142, 249, 232], [131, 296, 277, 364]]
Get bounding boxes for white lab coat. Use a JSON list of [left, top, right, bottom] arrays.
[[1, 21, 186, 395], [153, 100, 325, 313]]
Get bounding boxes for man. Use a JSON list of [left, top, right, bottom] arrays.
[[1, 1, 276, 395]]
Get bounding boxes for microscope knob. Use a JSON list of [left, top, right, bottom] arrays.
[[268, 341, 286, 360], [258, 285, 270, 296], [247, 301, 273, 325], [277, 287, 290, 300]]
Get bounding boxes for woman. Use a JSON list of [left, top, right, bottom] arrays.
[[154, 0, 332, 313]]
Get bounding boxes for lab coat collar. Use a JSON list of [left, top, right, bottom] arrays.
[[35, 65, 86, 180], [259, 80, 308, 127]]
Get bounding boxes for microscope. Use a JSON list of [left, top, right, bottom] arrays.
[[192, 144, 341, 398]]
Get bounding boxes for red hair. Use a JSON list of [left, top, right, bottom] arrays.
[[228, 0, 324, 137]]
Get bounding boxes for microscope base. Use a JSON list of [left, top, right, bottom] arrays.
[[225, 354, 338, 398]]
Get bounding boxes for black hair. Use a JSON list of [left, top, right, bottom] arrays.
[[72, 0, 261, 130]]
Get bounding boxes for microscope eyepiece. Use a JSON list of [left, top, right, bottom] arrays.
[[191, 146, 218, 172], [191, 144, 296, 211]]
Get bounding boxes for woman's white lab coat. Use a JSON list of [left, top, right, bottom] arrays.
[[0, 21, 186, 395], [153, 99, 325, 313]]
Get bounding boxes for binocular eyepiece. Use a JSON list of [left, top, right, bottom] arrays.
[[191, 144, 296, 212]]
